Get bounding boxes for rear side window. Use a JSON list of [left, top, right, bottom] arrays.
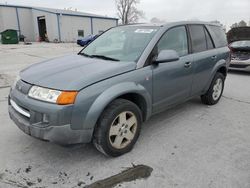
[[189, 25, 207, 53], [204, 28, 214, 50], [207, 25, 227, 48]]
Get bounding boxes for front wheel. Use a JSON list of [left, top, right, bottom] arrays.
[[201, 72, 225, 105], [93, 99, 142, 157]]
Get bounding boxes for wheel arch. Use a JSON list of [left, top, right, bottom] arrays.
[[82, 82, 152, 136], [203, 60, 228, 93], [217, 66, 227, 77]]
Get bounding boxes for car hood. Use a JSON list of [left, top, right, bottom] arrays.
[[20, 54, 136, 90], [227, 27, 250, 43]]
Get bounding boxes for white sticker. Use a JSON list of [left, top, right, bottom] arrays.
[[134, 29, 156, 33]]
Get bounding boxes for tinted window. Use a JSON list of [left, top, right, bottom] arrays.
[[207, 25, 227, 47], [157, 26, 188, 56], [204, 28, 214, 49], [189, 25, 207, 53]]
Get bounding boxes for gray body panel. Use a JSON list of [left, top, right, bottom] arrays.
[[9, 21, 230, 144], [152, 55, 194, 113], [20, 54, 137, 90]]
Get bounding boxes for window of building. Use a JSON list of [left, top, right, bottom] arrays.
[[78, 30, 84, 37]]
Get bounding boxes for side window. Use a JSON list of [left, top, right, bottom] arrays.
[[204, 27, 214, 50], [207, 25, 227, 48], [157, 26, 188, 57], [189, 25, 207, 53]]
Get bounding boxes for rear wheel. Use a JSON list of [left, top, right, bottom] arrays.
[[201, 72, 225, 105], [93, 99, 142, 157]]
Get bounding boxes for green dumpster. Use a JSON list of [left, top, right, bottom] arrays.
[[1, 29, 19, 44]]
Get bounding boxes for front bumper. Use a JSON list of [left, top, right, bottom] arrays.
[[229, 59, 250, 72], [8, 80, 92, 144], [9, 104, 92, 144]]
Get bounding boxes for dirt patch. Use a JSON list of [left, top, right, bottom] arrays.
[[0, 74, 13, 87], [0, 167, 41, 188], [84, 164, 153, 188], [25, 166, 32, 173]]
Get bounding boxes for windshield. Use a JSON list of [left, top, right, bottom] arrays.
[[231, 40, 250, 48], [80, 26, 159, 62]]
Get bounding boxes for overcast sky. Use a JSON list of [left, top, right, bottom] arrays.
[[1, 0, 250, 30]]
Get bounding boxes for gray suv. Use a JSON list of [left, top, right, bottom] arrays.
[[9, 21, 230, 157]]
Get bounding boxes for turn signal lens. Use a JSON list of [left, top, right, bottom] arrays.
[[56, 91, 78, 105]]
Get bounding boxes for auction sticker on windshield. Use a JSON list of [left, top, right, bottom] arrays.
[[134, 29, 156, 33]]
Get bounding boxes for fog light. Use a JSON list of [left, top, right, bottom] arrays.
[[42, 114, 49, 123]]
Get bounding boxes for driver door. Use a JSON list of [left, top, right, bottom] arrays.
[[152, 26, 194, 113]]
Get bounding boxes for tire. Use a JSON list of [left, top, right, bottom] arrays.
[[93, 99, 142, 157], [201, 72, 225, 105]]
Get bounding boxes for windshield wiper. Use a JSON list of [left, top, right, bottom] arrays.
[[90, 54, 120, 61], [79, 53, 120, 61], [79, 52, 92, 58]]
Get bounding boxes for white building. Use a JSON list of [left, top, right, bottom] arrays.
[[0, 4, 118, 42]]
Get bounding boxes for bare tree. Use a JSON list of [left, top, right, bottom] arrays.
[[230, 23, 238, 29], [116, 0, 144, 25], [238, 20, 247, 27], [230, 20, 247, 29]]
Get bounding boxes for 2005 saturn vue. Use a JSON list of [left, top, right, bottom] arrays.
[[9, 21, 230, 156]]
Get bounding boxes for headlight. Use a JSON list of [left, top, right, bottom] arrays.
[[28, 86, 78, 105]]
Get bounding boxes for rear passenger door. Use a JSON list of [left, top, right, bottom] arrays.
[[188, 24, 218, 96]]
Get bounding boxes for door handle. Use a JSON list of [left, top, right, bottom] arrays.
[[211, 55, 217, 60], [184, 62, 192, 68]]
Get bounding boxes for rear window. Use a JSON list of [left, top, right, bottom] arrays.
[[207, 25, 227, 48], [230, 40, 250, 48]]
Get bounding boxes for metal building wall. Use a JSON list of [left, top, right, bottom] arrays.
[[0, 5, 118, 42], [32, 9, 59, 42], [0, 6, 34, 41], [16, 8, 34, 41], [92, 18, 117, 34], [0, 7, 4, 32], [0, 6, 18, 31], [60, 15, 92, 42]]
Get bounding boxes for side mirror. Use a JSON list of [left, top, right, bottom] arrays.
[[154, 50, 179, 63]]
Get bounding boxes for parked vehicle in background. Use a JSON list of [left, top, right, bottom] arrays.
[[9, 21, 230, 157], [227, 26, 250, 44], [77, 34, 98, 46], [227, 26, 250, 72], [229, 40, 250, 72]]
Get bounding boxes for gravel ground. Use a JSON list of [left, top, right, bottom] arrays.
[[0, 43, 250, 188]]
